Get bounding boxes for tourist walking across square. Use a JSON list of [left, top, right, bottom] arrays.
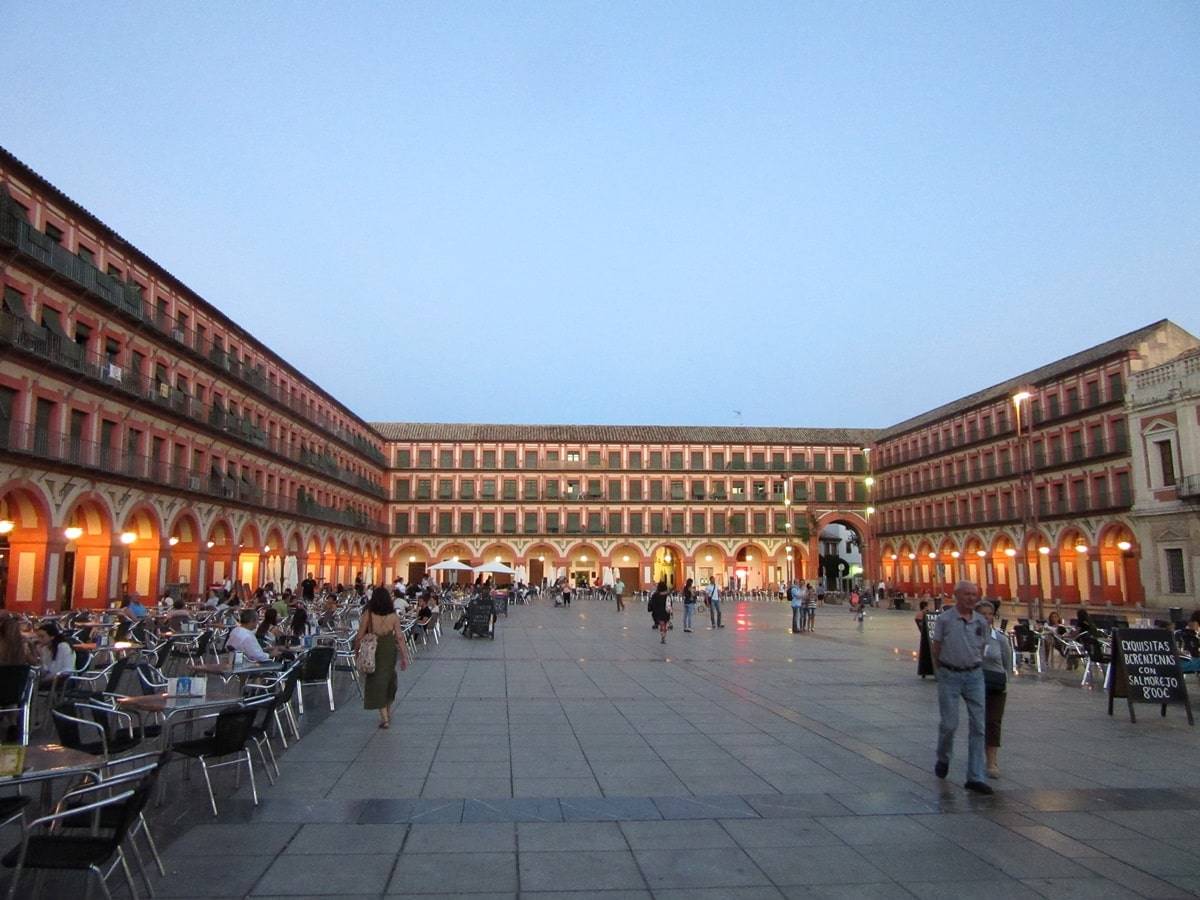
[[705, 576, 723, 628], [930, 580, 992, 794]]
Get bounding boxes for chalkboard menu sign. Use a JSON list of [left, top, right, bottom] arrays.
[[1108, 628, 1194, 725]]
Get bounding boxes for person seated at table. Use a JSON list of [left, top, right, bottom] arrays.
[[0, 614, 36, 665], [227, 609, 271, 663], [255, 608, 281, 647], [415, 594, 434, 627], [287, 604, 308, 642], [120, 592, 149, 620], [162, 596, 192, 628], [1175, 612, 1200, 674], [35, 622, 76, 685]]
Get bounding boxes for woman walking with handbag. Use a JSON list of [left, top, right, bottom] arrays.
[[356, 587, 410, 729], [977, 600, 1014, 778], [649, 579, 671, 644]]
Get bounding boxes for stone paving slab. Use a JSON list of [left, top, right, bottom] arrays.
[[20, 597, 1199, 898]]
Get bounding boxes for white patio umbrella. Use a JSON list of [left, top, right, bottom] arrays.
[[602, 566, 614, 586], [472, 561, 516, 576], [283, 555, 299, 591], [429, 559, 474, 572], [516, 565, 527, 583], [429, 558, 474, 587]]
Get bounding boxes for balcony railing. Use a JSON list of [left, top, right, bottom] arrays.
[[0, 421, 387, 532], [0, 208, 386, 467], [0, 311, 386, 500], [878, 431, 1130, 503], [876, 489, 1133, 536], [1179, 474, 1200, 499]]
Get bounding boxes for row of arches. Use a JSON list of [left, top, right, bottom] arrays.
[[878, 521, 1142, 604], [0, 479, 383, 611]]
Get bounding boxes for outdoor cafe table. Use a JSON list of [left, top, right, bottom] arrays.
[[117, 683, 247, 750], [73, 641, 143, 654], [0, 743, 104, 807], [188, 658, 284, 687]]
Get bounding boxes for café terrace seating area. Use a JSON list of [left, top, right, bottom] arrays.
[[0, 589, 452, 899]]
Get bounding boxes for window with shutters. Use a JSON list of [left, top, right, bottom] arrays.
[[650, 513, 664, 534], [523, 511, 538, 533], [417, 449, 432, 468], [416, 479, 431, 500], [483, 450, 496, 469], [608, 481, 622, 501], [482, 479, 496, 499], [1165, 548, 1186, 593], [691, 451, 704, 469], [524, 479, 538, 500], [588, 450, 601, 467], [460, 480, 475, 500], [608, 511, 622, 533], [459, 512, 473, 533], [629, 451, 642, 469], [461, 449, 476, 468], [503, 450, 517, 468], [730, 513, 746, 533], [503, 479, 517, 500], [393, 513, 409, 534], [670, 481, 685, 501], [503, 512, 517, 534], [691, 512, 705, 533], [629, 512, 643, 533], [437, 511, 453, 534], [394, 448, 411, 468], [587, 512, 602, 533], [481, 512, 495, 533], [752, 512, 767, 533], [712, 451, 725, 470], [608, 451, 621, 469], [650, 480, 663, 501], [813, 453, 826, 470], [712, 513, 726, 534], [670, 451, 683, 470], [670, 512, 685, 533], [649, 451, 663, 469], [437, 479, 452, 499], [545, 512, 559, 533], [438, 449, 453, 468], [566, 512, 581, 533], [628, 481, 642, 500], [814, 482, 828, 501], [416, 513, 431, 535]]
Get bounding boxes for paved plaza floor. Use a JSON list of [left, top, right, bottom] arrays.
[[100, 598, 1200, 897]]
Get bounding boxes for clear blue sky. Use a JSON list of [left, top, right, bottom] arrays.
[[3, 2, 1197, 429]]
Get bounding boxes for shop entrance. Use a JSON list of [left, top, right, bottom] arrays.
[[407, 561, 426, 584], [528, 558, 544, 587]]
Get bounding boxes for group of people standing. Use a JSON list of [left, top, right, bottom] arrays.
[[787, 581, 819, 633], [647, 577, 724, 643]]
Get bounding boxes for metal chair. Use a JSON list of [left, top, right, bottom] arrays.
[[1, 782, 143, 900], [52, 701, 141, 759], [54, 752, 169, 895], [296, 647, 335, 714], [0, 665, 36, 745], [168, 705, 259, 816]]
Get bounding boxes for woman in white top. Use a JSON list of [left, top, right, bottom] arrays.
[[36, 622, 76, 685]]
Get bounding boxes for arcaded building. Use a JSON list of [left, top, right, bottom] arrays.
[[2, 144, 1196, 611], [871, 321, 1198, 607], [0, 148, 388, 611], [374, 424, 876, 592]]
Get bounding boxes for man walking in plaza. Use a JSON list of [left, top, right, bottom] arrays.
[[614, 576, 625, 611], [930, 580, 992, 794], [706, 576, 723, 628], [788, 580, 804, 634]]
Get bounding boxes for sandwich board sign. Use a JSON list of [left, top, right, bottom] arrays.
[[1107, 628, 1193, 725]]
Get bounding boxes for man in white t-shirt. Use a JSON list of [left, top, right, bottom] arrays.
[[705, 577, 723, 628], [225, 609, 269, 663]]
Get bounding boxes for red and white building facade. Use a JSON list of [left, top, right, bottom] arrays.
[[0, 149, 388, 611], [377, 424, 875, 592], [872, 321, 1199, 607]]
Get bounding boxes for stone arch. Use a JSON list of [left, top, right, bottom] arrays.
[[206, 518, 237, 591], [1057, 526, 1092, 604], [118, 503, 164, 601], [166, 509, 204, 597], [1096, 521, 1142, 605], [1, 480, 53, 610]]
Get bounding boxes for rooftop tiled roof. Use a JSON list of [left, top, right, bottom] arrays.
[[370, 422, 880, 446], [875, 319, 1192, 441]]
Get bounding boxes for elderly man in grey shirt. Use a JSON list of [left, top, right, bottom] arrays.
[[930, 580, 992, 794]]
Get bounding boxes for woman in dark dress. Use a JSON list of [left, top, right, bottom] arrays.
[[356, 587, 409, 728], [649, 579, 671, 645]]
